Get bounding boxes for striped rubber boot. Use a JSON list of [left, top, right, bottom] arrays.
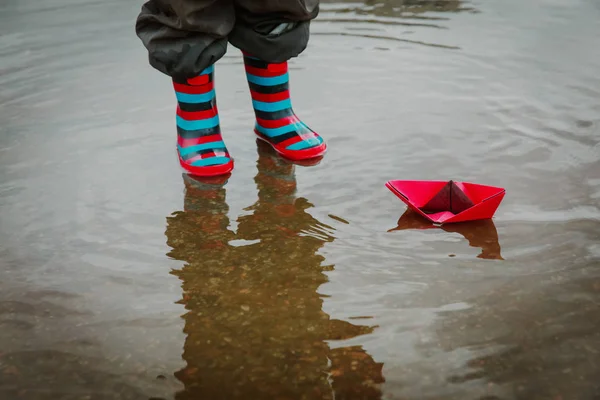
[[243, 55, 327, 161], [173, 66, 234, 177]]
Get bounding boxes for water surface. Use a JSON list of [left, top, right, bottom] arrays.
[[1, 0, 599, 399]]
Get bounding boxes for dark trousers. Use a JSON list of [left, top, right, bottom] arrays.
[[135, 0, 319, 81]]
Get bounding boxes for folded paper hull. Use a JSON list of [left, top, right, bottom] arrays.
[[386, 180, 506, 224]]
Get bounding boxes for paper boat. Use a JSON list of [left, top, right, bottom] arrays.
[[385, 180, 505, 224]]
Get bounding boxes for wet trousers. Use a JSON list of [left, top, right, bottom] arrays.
[[135, 0, 320, 81]]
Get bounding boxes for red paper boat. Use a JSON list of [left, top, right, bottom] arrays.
[[385, 180, 505, 224]]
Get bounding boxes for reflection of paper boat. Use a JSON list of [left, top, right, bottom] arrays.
[[388, 209, 504, 260], [385, 180, 505, 224]]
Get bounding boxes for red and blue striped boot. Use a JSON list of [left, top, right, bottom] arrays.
[[243, 55, 327, 162], [173, 66, 234, 177]]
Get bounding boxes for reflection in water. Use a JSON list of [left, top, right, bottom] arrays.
[[389, 210, 503, 260], [320, 0, 476, 19], [165, 143, 384, 400], [314, 0, 477, 49]]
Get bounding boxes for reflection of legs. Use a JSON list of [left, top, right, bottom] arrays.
[[136, 1, 235, 176], [230, 143, 337, 399], [329, 346, 385, 399], [234, 143, 381, 399], [231, 1, 327, 161], [165, 144, 336, 399], [165, 175, 239, 400], [165, 148, 382, 399]]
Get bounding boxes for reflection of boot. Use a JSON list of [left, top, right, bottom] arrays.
[[244, 54, 327, 162], [166, 173, 233, 264], [181, 173, 229, 213], [254, 140, 298, 218], [173, 66, 234, 176], [390, 209, 504, 260]]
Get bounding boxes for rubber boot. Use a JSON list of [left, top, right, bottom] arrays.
[[173, 66, 234, 176], [243, 54, 327, 161]]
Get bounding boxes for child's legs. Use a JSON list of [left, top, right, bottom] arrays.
[[229, 0, 319, 63], [135, 0, 235, 80]]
